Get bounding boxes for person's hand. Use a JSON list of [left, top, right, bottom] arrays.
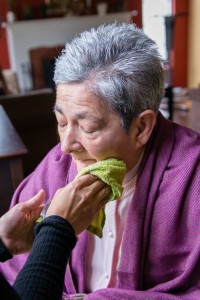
[[0, 190, 45, 255], [46, 175, 110, 235]]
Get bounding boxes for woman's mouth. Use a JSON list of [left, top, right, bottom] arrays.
[[73, 159, 97, 171]]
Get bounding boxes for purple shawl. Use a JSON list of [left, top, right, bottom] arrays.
[[1, 113, 200, 299]]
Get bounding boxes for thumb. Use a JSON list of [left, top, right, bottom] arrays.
[[23, 190, 46, 210]]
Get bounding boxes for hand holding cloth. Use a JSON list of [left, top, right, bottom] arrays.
[[76, 158, 127, 238]]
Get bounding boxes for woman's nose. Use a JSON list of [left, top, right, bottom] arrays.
[[60, 126, 82, 154]]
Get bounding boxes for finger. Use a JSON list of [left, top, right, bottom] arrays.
[[97, 197, 109, 211], [23, 190, 46, 209], [53, 188, 62, 197], [33, 205, 45, 219], [94, 186, 111, 212], [95, 185, 111, 201], [86, 179, 108, 197], [74, 174, 98, 187]]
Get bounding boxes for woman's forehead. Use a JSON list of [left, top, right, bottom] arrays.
[[56, 83, 110, 114]]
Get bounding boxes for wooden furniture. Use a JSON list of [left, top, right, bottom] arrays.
[[161, 88, 200, 133], [0, 88, 59, 177], [29, 45, 64, 89], [0, 105, 28, 216], [0, 66, 9, 95], [173, 88, 200, 133]]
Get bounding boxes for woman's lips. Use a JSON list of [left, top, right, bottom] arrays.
[[73, 159, 96, 171]]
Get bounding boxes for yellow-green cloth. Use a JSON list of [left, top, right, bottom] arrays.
[[76, 158, 127, 238]]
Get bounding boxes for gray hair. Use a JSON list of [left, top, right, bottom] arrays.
[[54, 22, 165, 130]]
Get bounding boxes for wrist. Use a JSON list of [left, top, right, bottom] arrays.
[[35, 215, 77, 251]]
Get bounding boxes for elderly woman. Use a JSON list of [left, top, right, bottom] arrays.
[[1, 23, 199, 299]]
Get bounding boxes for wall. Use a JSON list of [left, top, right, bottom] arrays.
[[188, 0, 200, 88]]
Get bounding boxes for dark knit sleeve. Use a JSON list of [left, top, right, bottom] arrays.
[[0, 240, 13, 262], [0, 242, 19, 299], [13, 215, 76, 300]]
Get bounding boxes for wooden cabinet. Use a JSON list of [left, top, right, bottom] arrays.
[[0, 105, 27, 215]]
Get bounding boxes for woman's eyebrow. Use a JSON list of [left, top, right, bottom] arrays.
[[53, 105, 104, 125], [53, 104, 63, 115], [75, 112, 104, 124]]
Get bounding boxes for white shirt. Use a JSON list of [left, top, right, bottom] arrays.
[[86, 159, 141, 291]]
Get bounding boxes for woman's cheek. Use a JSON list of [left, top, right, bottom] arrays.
[[83, 135, 114, 159]]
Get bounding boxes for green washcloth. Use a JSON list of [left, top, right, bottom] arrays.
[[76, 158, 127, 238]]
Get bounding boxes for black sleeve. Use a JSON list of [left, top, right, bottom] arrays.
[[0, 236, 20, 299], [0, 273, 20, 300], [0, 240, 13, 262], [13, 215, 77, 300]]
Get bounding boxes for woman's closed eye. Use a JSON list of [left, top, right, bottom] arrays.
[[81, 127, 96, 134], [79, 120, 101, 134], [58, 123, 67, 130]]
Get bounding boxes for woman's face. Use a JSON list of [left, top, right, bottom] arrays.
[[55, 83, 140, 172]]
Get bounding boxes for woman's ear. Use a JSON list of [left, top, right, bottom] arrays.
[[134, 110, 157, 146]]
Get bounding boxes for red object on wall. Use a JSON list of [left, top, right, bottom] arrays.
[[0, 0, 44, 69], [0, 2, 9, 68], [127, 0, 142, 28], [0, 29, 10, 69], [172, 0, 188, 87]]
